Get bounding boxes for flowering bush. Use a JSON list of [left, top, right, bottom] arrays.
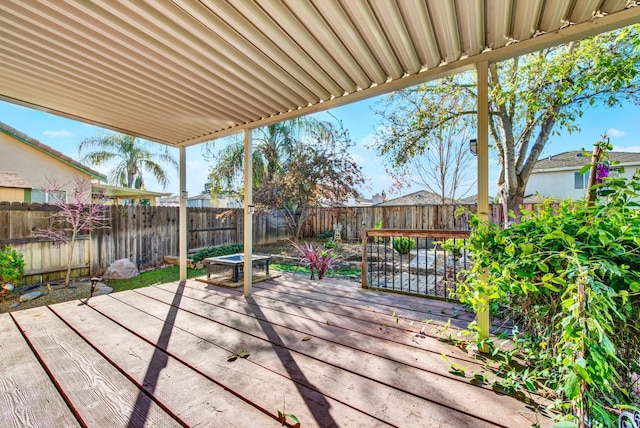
[[289, 241, 341, 280], [0, 245, 25, 287]]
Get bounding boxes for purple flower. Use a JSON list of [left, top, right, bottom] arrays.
[[596, 163, 610, 184]]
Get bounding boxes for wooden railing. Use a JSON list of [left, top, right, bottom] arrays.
[[361, 229, 471, 300]]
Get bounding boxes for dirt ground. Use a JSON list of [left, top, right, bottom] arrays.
[[0, 239, 362, 314]]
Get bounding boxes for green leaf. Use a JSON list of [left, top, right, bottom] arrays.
[[553, 422, 578, 428], [521, 243, 533, 255], [563, 372, 580, 399], [536, 262, 549, 273]]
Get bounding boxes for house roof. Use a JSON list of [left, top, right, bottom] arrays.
[[0, 171, 32, 189], [1, 3, 638, 148], [0, 121, 107, 181], [376, 190, 459, 206], [533, 150, 640, 171], [92, 182, 171, 199]]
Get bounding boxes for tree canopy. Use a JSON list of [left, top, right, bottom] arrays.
[[79, 133, 178, 190], [206, 116, 365, 237], [373, 24, 640, 221]]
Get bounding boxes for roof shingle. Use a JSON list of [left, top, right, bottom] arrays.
[[533, 150, 640, 171]]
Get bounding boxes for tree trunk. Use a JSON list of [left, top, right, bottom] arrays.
[[500, 186, 525, 224]]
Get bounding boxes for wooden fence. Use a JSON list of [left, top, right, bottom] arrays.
[[0, 203, 291, 284], [0, 202, 535, 285], [300, 203, 516, 239]]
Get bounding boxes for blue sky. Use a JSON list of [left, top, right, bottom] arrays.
[[1, 93, 639, 199]]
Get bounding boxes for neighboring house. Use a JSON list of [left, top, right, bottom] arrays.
[[157, 194, 180, 207], [376, 190, 461, 206], [525, 150, 640, 200], [341, 196, 373, 207], [0, 121, 106, 203], [187, 192, 242, 208]]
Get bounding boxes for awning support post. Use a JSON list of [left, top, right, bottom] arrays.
[[243, 129, 253, 297], [179, 147, 187, 281], [476, 60, 490, 351]]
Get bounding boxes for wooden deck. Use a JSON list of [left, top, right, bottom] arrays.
[[0, 275, 553, 427]]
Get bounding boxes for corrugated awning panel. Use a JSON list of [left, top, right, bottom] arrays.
[[0, 0, 637, 147]]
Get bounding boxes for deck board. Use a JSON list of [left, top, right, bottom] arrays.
[[51, 299, 281, 428], [83, 291, 388, 427], [11, 307, 181, 428], [0, 277, 553, 427], [102, 290, 495, 427], [0, 313, 80, 428], [131, 282, 545, 427]]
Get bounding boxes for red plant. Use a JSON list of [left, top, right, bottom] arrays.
[[289, 240, 341, 280]]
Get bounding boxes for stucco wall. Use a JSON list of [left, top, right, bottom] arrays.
[[0, 132, 93, 202], [526, 165, 640, 200]]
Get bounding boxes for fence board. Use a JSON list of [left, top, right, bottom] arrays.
[[1, 202, 513, 285]]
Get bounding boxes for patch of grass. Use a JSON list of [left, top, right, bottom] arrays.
[[107, 266, 207, 292], [271, 263, 360, 277]]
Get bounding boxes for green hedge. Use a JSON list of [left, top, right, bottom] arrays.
[[191, 244, 244, 262]]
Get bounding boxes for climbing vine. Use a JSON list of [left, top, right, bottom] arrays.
[[456, 140, 640, 426]]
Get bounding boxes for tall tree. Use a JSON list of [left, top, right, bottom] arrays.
[[376, 93, 476, 203], [206, 116, 365, 237], [373, 25, 640, 221], [79, 133, 178, 190]]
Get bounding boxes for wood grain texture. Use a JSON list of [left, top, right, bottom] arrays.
[[11, 307, 180, 428], [50, 299, 282, 428], [84, 292, 384, 428], [135, 281, 552, 427], [0, 313, 79, 428]]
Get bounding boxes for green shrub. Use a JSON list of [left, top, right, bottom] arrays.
[[392, 237, 415, 254], [457, 142, 640, 426], [323, 239, 337, 249], [0, 245, 25, 286], [191, 244, 244, 262], [315, 228, 334, 239]]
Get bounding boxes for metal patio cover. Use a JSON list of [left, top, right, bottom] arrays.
[[1, 1, 639, 148]]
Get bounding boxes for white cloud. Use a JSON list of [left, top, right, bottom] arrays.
[[607, 128, 627, 138], [612, 145, 640, 153], [43, 129, 74, 138]]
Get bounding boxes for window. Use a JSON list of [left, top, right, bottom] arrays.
[[31, 189, 66, 204], [574, 172, 587, 189]]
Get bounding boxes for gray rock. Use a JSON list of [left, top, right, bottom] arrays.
[[103, 258, 139, 280], [9, 303, 20, 308], [20, 291, 43, 302]]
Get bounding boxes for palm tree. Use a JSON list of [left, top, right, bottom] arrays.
[[206, 116, 335, 195], [79, 133, 178, 189]]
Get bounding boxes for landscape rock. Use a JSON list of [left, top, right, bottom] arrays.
[[103, 258, 139, 280], [20, 291, 44, 302]]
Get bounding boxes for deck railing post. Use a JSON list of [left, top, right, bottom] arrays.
[[361, 221, 367, 289]]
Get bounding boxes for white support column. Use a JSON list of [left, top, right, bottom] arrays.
[[476, 61, 490, 350], [243, 129, 253, 297], [179, 147, 187, 282]]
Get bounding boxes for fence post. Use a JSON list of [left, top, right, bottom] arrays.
[[361, 221, 367, 289]]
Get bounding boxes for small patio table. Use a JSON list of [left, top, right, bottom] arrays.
[[205, 253, 271, 282]]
